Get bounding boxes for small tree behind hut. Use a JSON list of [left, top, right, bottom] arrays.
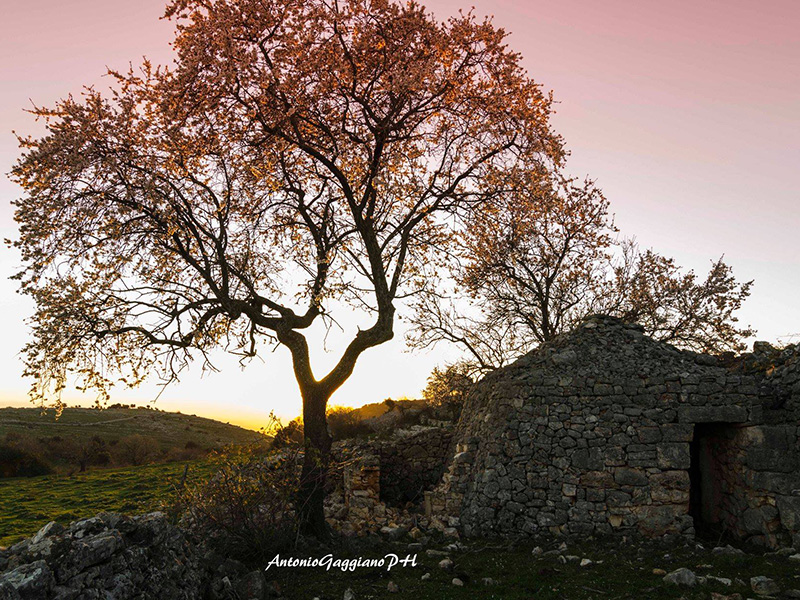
[[410, 172, 754, 371]]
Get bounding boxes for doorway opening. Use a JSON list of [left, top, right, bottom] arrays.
[[689, 422, 739, 541]]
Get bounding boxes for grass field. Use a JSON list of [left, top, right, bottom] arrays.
[[0, 407, 265, 452], [0, 459, 216, 547]]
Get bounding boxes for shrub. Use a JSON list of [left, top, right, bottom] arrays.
[[172, 441, 299, 563], [113, 434, 160, 466], [166, 441, 207, 463], [0, 444, 53, 477], [326, 406, 372, 441], [271, 417, 304, 449], [422, 363, 475, 407]]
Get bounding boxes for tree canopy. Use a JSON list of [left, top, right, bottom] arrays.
[[410, 172, 755, 372], [10, 0, 563, 535]]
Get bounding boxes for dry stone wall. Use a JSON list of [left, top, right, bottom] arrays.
[[326, 425, 455, 536], [334, 425, 454, 507], [376, 426, 454, 504], [0, 513, 273, 600], [0, 513, 204, 600], [429, 315, 800, 548]]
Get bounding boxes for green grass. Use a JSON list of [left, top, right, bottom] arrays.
[[274, 539, 800, 600], [3, 445, 799, 599], [0, 407, 265, 453], [0, 459, 216, 547]]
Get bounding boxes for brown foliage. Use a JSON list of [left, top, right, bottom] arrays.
[[607, 245, 755, 354], [113, 434, 161, 466], [422, 363, 475, 406], [0, 443, 53, 478], [325, 406, 371, 441], [410, 173, 754, 369], [10, 0, 563, 536], [172, 441, 299, 562]]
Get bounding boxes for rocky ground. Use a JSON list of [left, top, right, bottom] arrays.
[[3, 511, 800, 599], [0, 512, 270, 600], [280, 534, 800, 600]]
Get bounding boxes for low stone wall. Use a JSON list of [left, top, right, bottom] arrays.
[[0, 513, 204, 600], [334, 425, 454, 508], [0, 513, 273, 600], [377, 427, 454, 504]]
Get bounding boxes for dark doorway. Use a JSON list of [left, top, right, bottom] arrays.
[[689, 422, 737, 540]]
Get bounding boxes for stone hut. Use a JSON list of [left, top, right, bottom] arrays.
[[428, 315, 800, 548]]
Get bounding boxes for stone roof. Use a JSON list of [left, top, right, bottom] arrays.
[[430, 314, 800, 546]]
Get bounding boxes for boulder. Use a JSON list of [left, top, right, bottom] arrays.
[[663, 568, 697, 587]]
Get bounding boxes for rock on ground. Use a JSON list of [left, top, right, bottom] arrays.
[[751, 576, 780, 596], [663, 567, 697, 587], [0, 513, 270, 600]]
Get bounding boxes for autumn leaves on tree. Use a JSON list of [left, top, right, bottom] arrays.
[[11, 0, 562, 535], [10, 0, 753, 537], [409, 172, 754, 373]]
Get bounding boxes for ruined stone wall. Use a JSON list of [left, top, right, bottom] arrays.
[[759, 347, 800, 546], [327, 426, 454, 536], [762, 344, 800, 419], [0, 513, 275, 600], [0, 513, 205, 600], [329, 424, 453, 524], [333, 425, 454, 507], [430, 315, 800, 548], [377, 426, 454, 504]]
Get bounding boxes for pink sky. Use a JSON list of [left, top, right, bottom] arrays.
[[1, 0, 798, 429]]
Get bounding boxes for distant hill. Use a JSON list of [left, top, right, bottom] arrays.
[[0, 406, 265, 454]]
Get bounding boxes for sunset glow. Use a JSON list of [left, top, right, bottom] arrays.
[[1, 0, 798, 430]]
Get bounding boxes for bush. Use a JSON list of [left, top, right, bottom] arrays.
[[271, 417, 304, 449], [172, 442, 299, 563], [113, 434, 160, 466], [0, 444, 53, 478], [422, 363, 475, 407], [165, 441, 207, 463], [326, 406, 372, 441]]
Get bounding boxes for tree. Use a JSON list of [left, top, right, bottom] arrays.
[[410, 173, 754, 370], [10, 0, 562, 536], [606, 248, 755, 354], [114, 434, 161, 466], [58, 435, 111, 472], [422, 363, 475, 406], [409, 172, 616, 369]]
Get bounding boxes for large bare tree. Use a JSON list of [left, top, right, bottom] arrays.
[[10, 0, 562, 535]]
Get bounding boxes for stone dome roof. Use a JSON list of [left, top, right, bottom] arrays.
[[428, 315, 800, 547]]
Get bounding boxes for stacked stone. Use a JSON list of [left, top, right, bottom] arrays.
[[376, 426, 454, 504], [333, 425, 454, 507], [762, 343, 800, 416], [325, 426, 454, 536], [343, 454, 382, 522], [0, 513, 204, 600], [432, 315, 800, 548]]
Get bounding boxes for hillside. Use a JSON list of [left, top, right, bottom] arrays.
[[351, 398, 427, 420], [0, 406, 264, 450]]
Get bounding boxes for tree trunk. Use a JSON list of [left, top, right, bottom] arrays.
[[298, 387, 332, 539]]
